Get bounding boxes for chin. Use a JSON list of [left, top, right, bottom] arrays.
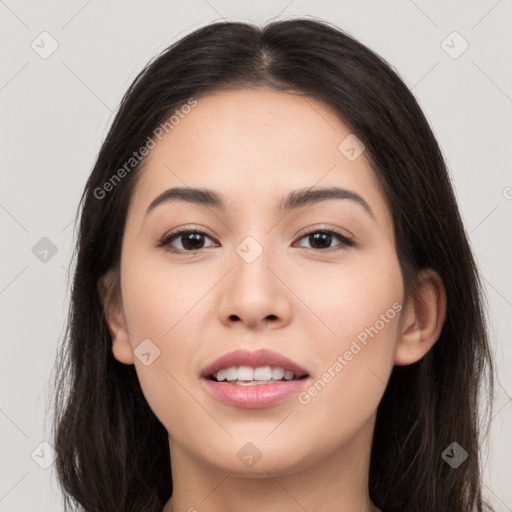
[[196, 439, 317, 477]]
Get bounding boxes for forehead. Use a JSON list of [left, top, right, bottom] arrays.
[[127, 88, 392, 229]]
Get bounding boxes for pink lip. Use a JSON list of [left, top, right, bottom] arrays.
[[201, 378, 310, 409], [200, 349, 309, 379], [199, 349, 310, 409]]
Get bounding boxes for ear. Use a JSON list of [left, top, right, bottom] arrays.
[[395, 268, 447, 366], [97, 270, 134, 365]]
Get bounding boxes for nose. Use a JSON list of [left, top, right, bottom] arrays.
[[217, 240, 292, 331]]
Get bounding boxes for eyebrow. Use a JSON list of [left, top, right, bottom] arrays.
[[145, 186, 375, 219]]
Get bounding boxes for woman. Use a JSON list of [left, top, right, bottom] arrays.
[[50, 17, 495, 512]]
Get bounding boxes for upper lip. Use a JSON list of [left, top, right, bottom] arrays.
[[200, 349, 309, 378]]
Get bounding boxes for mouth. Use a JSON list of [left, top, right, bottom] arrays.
[[199, 349, 310, 408], [205, 366, 309, 385], [200, 348, 310, 382]]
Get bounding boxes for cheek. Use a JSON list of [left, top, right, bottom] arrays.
[[296, 246, 403, 347], [292, 274, 402, 450], [293, 250, 403, 406], [118, 252, 210, 416], [120, 249, 210, 343]]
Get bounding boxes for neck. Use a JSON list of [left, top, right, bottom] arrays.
[[162, 413, 379, 512]]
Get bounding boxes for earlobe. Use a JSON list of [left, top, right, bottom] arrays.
[[97, 270, 134, 365], [394, 268, 447, 366]]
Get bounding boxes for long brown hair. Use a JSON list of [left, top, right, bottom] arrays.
[[49, 17, 496, 511]]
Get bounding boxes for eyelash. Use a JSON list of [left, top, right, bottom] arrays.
[[157, 227, 355, 254]]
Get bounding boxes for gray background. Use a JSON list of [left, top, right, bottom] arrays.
[[1, 1, 511, 510]]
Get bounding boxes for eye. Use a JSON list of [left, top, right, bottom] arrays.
[[158, 227, 355, 254], [294, 228, 355, 252], [159, 229, 217, 253]]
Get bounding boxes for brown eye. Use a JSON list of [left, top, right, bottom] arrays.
[[295, 229, 354, 252], [160, 230, 217, 253]]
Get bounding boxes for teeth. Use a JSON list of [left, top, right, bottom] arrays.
[[225, 367, 238, 381], [238, 366, 254, 380], [214, 366, 302, 382], [271, 367, 284, 380], [254, 366, 272, 380]]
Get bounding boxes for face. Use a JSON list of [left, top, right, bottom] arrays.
[[106, 87, 411, 476]]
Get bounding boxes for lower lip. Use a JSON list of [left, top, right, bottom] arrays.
[[201, 378, 310, 409]]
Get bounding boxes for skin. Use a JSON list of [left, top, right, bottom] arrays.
[[100, 88, 446, 512]]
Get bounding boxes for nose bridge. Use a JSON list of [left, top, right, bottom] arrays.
[[231, 233, 277, 298], [217, 231, 292, 329]]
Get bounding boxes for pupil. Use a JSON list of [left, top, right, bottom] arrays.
[[183, 232, 204, 250], [310, 232, 331, 249], [180, 232, 333, 251]]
